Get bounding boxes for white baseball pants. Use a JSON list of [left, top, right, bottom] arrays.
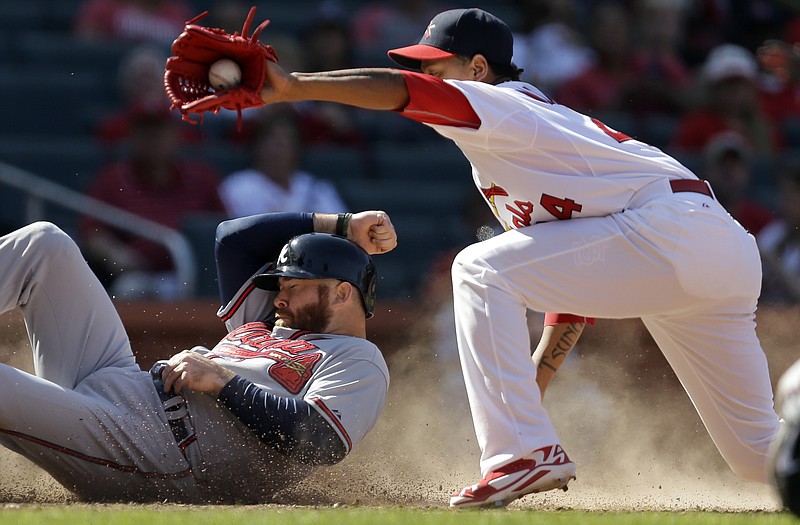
[[452, 189, 780, 483]]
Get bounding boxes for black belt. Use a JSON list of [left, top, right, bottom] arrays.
[[670, 179, 714, 198], [150, 362, 191, 444]]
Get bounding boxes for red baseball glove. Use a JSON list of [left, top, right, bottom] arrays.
[[164, 6, 278, 129]]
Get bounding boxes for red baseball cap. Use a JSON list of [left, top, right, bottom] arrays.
[[387, 8, 513, 70]]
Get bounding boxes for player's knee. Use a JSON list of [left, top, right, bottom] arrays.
[[21, 222, 78, 256], [451, 243, 492, 284]]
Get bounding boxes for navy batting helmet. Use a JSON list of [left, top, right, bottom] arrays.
[[252, 233, 377, 318], [772, 359, 800, 517]]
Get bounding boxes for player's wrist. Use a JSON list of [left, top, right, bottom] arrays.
[[312, 213, 338, 234], [215, 373, 243, 400], [335, 213, 352, 238], [312, 212, 352, 238], [210, 368, 238, 396]]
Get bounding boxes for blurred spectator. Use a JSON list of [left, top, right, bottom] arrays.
[[680, 0, 730, 67], [303, 1, 355, 71], [80, 105, 225, 299], [757, 160, 800, 304], [512, 0, 593, 96], [74, 0, 194, 46], [352, 0, 447, 62], [671, 44, 782, 156], [701, 131, 774, 236], [555, 3, 633, 113], [625, 0, 692, 116], [204, 0, 249, 34], [758, 39, 800, 122], [726, 0, 794, 54], [757, 9, 800, 134], [350, 0, 454, 143], [293, 1, 368, 147], [787, 13, 800, 46], [95, 45, 201, 146], [555, 1, 691, 117], [219, 106, 348, 218]]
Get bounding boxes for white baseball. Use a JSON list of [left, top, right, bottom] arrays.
[[208, 58, 242, 91]]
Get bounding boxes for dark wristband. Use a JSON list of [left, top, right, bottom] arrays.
[[335, 213, 352, 237]]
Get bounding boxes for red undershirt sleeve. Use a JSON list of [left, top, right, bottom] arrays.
[[394, 70, 481, 128], [544, 313, 596, 326]]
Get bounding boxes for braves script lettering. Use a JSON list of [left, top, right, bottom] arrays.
[[213, 322, 322, 394]]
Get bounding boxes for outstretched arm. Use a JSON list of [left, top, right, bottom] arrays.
[[260, 62, 410, 110], [261, 63, 481, 129]]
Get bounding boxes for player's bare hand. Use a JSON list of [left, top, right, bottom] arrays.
[[162, 350, 236, 397], [349, 211, 397, 254], [259, 60, 294, 104]]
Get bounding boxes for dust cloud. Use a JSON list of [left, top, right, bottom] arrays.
[[0, 311, 73, 503], [296, 313, 785, 511], [0, 308, 791, 511]]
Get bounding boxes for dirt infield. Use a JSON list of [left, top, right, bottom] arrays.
[[0, 304, 794, 510], [295, 313, 784, 512]]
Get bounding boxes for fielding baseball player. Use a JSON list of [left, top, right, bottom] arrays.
[[164, 7, 781, 509], [0, 210, 395, 502]]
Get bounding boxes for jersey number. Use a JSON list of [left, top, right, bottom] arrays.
[[591, 117, 632, 143], [540, 194, 583, 220]]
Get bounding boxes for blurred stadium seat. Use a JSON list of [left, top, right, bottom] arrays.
[[638, 114, 681, 150], [0, 69, 110, 136], [16, 31, 133, 76], [302, 144, 371, 180], [335, 177, 471, 215], [0, 136, 104, 191], [372, 141, 470, 180], [0, 3, 46, 33]]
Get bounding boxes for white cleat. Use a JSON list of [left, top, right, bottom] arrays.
[[449, 444, 576, 509]]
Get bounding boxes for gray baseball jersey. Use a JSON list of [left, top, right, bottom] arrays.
[[0, 220, 388, 502]]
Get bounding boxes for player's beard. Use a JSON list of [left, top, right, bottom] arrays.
[[275, 285, 333, 333]]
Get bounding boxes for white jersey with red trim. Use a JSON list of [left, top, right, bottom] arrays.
[[395, 74, 779, 486], [214, 276, 389, 452], [410, 78, 697, 230]]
